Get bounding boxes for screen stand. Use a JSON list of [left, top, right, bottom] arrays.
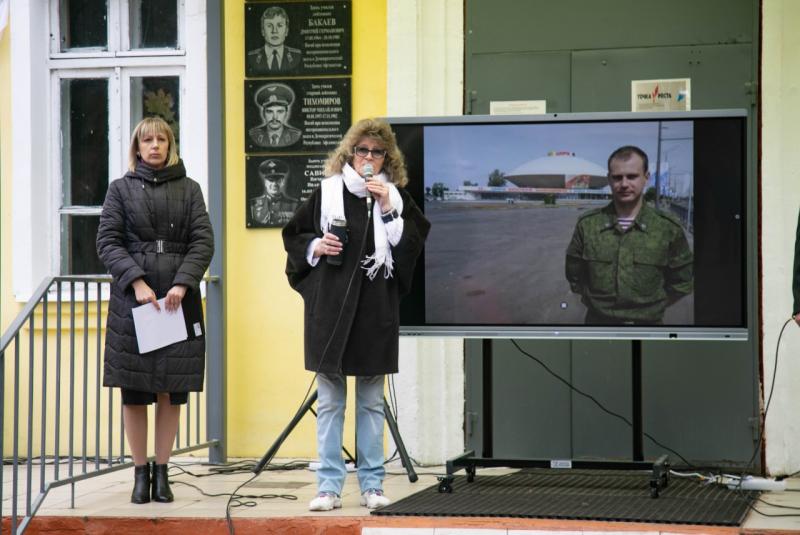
[[632, 339, 644, 461], [438, 339, 669, 498], [252, 388, 418, 483]]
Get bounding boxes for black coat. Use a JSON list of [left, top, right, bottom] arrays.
[[282, 183, 429, 376], [794, 209, 800, 315], [96, 160, 214, 392]]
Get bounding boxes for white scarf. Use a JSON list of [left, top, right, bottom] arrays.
[[320, 163, 403, 280]]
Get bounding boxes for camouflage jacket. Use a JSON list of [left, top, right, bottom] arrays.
[[565, 202, 693, 323]]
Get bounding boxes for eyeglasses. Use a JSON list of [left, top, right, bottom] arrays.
[[353, 146, 387, 159]]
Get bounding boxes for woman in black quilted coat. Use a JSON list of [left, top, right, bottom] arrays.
[[96, 117, 213, 504]]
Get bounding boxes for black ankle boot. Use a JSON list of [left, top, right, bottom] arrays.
[[131, 464, 151, 504], [151, 462, 174, 502]]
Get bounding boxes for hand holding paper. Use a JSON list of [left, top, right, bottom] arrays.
[[164, 284, 188, 311], [132, 278, 160, 310], [131, 298, 188, 353]]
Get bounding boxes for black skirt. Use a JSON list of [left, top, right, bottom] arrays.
[[121, 388, 189, 405]]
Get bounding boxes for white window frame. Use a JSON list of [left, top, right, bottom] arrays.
[[10, 0, 207, 301], [121, 0, 186, 53], [51, 68, 118, 279], [49, 0, 186, 56], [119, 65, 186, 175]]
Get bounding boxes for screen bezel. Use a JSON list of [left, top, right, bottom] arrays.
[[390, 109, 750, 341]]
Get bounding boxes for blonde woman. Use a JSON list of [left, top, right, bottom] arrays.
[[282, 118, 430, 511], [97, 116, 213, 503]]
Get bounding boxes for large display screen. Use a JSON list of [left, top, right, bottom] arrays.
[[391, 111, 748, 339]]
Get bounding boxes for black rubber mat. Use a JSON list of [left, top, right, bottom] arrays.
[[373, 469, 758, 525]]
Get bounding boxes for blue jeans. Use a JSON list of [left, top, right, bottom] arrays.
[[316, 373, 385, 495]]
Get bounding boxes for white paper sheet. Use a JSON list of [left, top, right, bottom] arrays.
[[131, 298, 188, 354]]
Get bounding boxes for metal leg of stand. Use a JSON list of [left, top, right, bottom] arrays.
[[432, 339, 664, 497], [632, 340, 644, 461], [384, 397, 418, 483], [253, 390, 319, 474], [253, 389, 419, 484], [649, 454, 670, 498]]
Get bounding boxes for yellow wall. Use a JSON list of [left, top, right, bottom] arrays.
[[1, 11, 11, 339], [223, 0, 387, 457], [0, 22, 14, 456], [0, 21, 23, 453]]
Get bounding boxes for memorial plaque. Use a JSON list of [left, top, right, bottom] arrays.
[[245, 1, 352, 77], [245, 78, 350, 153], [246, 154, 326, 228]]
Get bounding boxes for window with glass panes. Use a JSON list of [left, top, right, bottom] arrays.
[[52, 0, 184, 274]]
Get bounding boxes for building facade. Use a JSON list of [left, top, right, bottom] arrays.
[[1, 0, 799, 475]]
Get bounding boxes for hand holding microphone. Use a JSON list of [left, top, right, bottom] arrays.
[[362, 163, 392, 217], [362, 163, 374, 218]]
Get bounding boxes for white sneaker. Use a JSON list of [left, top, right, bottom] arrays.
[[308, 492, 342, 511], [360, 488, 391, 509]]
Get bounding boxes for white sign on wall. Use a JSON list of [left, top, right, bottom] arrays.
[[490, 100, 547, 115], [631, 78, 691, 112]]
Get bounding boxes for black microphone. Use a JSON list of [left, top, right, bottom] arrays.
[[363, 163, 374, 218]]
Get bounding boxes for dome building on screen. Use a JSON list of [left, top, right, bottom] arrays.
[[505, 151, 608, 191]]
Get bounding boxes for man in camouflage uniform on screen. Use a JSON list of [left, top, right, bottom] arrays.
[[565, 145, 693, 325]]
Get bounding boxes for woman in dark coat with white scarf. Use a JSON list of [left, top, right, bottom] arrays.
[[282, 118, 429, 511], [97, 116, 213, 504]]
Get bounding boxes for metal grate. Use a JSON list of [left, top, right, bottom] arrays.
[[373, 469, 758, 525]]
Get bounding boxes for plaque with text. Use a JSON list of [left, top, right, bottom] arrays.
[[245, 78, 350, 154], [245, 1, 351, 77], [246, 154, 326, 228]]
